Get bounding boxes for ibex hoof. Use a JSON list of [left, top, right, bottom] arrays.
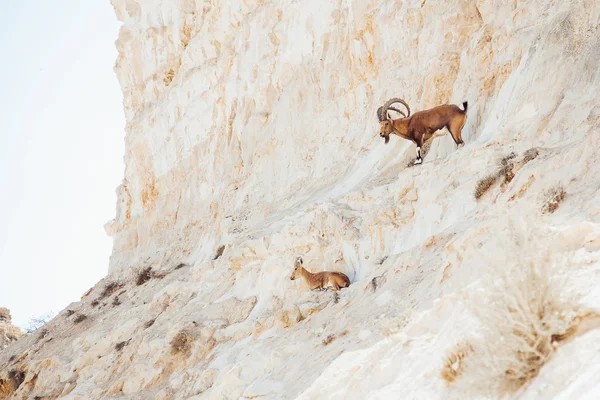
[[414, 158, 423, 165]]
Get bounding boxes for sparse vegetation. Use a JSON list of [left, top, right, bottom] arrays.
[[499, 153, 516, 185], [100, 281, 123, 299], [170, 331, 193, 356], [441, 342, 473, 384], [136, 267, 153, 286], [65, 310, 75, 317], [73, 314, 87, 324], [213, 245, 226, 260], [322, 334, 336, 346], [523, 148, 540, 163], [91, 300, 99, 307], [332, 292, 340, 304], [474, 173, 500, 200], [144, 319, 156, 329], [115, 339, 130, 352], [542, 185, 566, 214], [460, 220, 580, 394], [112, 296, 122, 307], [474, 152, 527, 200], [25, 312, 54, 334]]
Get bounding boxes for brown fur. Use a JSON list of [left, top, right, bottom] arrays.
[[379, 100, 468, 162], [290, 257, 350, 291]]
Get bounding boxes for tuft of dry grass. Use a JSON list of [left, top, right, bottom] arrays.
[[332, 292, 340, 304], [135, 266, 167, 286], [459, 218, 580, 394], [542, 185, 566, 214], [170, 331, 194, 356], [322, 334, 336, 346], [441, 343, 473, 384], [523, 148, 540, 163], [136, 267, 153, 286], [499, 155, 516, 185], [100, 281, 123, 299], [73, 314, 87, 324], [115, 339, 130, 352], [474, 153, 523, 200], [474, 173, 500, 200], [213, 245, 226, 260]]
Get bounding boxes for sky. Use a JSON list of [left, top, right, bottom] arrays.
[[0, 1, 125, 329]]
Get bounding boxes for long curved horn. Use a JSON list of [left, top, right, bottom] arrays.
[[382, 98, 411, 118], [387, 106, 406, 118]]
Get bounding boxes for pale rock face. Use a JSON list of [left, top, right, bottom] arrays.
[[0, 308, 22, 350], [2, 0, 600, 398]]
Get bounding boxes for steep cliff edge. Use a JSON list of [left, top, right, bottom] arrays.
[[0, 309, 21, 351], [1, 0, 600, 398]]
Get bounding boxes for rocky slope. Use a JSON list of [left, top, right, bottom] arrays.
[[0, 309, 21, 351], [2, 0, 600, 398]]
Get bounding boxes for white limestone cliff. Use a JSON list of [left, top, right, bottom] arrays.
[[2, 0, 600, 398]]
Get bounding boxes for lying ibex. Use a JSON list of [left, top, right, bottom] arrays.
[[290, 256, 351, 291], [377, 98, 468, 164]]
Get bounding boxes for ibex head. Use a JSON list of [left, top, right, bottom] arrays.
[[290, 256, 303, 280], [377, 98, 411, 144]]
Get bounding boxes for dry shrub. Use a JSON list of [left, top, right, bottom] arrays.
[[65, 310, 75, 317], [91, 300, 99, 307], [170, 331, 193, 356], [322, 334, 336, 346], [332, 292, 340, 304], [499, 154, 516, 185], [136, 267, 153, 286], [460, 218, 580, 394], [136, 266, 166, 286], [112, 296, 121, 307], [100, 281, 123, 299], [474, 174, 500, 200], [115, 339, 130, 352], [474, 153, 520, 200], [542, 185, 566, 214], [523, 148, 540, 163], [441, 342, 473, 384], [213, 245, 226, 260], [73, 314, 87, 324]]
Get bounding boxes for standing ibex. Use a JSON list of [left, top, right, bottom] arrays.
[[290, 256, 351, 291], [377, 98, 468, 164]]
